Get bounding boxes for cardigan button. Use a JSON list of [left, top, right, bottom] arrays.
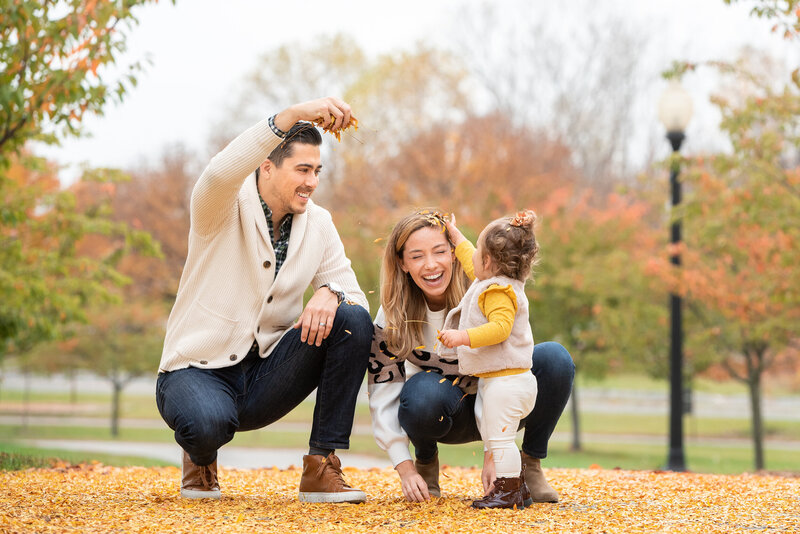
[[263, 260, 271, 269], [229, 354, 237, 361], [257, 326, 260, 333], [267, 296, 273, 303], [199, 360, 208, 365]]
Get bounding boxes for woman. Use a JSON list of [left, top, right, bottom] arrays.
[[368, 209, 575, 502]]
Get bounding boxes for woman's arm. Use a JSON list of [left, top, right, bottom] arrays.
[[367, 309, 412, 466]]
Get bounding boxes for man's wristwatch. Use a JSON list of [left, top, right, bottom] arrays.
[[321, 282, 346, 305]]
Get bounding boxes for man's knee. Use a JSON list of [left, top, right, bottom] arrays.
[[173, 409, 237, 454], [333, 303, 372, 346]]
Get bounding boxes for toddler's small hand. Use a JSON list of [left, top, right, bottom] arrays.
[[438, 329, 469, 348], [445, 213, 466, 246]]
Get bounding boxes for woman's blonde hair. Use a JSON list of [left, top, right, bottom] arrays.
[[380, 209, 470, 356]]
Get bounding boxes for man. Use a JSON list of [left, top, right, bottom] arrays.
[[156, 97, 372, 503]]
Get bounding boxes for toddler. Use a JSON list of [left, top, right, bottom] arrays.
[[438, 210, 539, 510]]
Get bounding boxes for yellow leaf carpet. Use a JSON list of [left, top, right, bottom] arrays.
[[1, 463, 798, 533]]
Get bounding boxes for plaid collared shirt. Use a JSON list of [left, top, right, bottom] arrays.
[[259, 195, 292, 278]]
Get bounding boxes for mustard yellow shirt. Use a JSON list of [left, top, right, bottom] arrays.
[[455, 241, 517, 348]]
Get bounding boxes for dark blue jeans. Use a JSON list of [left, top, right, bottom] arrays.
[[398, 341, 575, 462], [156, 303, 372, 466]]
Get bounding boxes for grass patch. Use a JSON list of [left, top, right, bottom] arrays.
[[0, 442, 171, 470], [553, 412, 800, 440]]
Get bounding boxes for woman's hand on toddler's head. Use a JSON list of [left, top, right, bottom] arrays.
[[438, 329, 470, 348]]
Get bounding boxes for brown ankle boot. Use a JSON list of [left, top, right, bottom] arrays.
[[181, 450, 220, 499], [471, 476, 527, 509], [415, 454, 441, 497], [298, 453, 367, 503], [521, 451, 559, 503]]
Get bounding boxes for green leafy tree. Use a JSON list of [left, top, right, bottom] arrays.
[[0, 0, 168, 161], [1, 0, 165, 392]]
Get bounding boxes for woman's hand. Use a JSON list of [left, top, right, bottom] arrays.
[[481, 450, 496, 496], [445, 213, 467, 246], [395, 460, 431, 502], [438, 329, 470, 348]]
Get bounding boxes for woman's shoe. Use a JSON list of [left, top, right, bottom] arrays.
[[414, 454, 441, 497]]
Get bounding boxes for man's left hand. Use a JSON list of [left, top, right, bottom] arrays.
[[293, 287, 339, 346]]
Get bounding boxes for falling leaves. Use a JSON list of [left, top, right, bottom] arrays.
[[438, 378, 447, 384], [0, 463, 798, 533], [415, 345, 426, 351]]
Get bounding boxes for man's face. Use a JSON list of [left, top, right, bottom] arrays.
[[258, 143, 322, 221]]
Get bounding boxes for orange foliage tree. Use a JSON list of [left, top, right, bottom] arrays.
[[650, 79, 799, 473], [650, 0, 800, 470], [533, 188, 665, 450]]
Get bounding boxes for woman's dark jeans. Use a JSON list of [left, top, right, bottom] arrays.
[[398, 341, 575, 462], [156, 303, 372, 466]]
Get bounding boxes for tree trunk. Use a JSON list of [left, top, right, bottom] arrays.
[[69, 368, 78, 405], [22, 369, 30, 428], [570, 382, 582, 451], [111, 380, 122, 438], [747, 350, 765, 471]]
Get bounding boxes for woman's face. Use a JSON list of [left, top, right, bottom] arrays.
[[399, 226, 454, 311]]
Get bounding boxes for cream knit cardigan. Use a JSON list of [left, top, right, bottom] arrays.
[[158, 117, 368, 373]]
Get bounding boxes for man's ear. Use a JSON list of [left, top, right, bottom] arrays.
[[260, 159, 272, 178]]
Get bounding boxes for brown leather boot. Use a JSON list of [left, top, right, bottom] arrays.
[[521, 451, 559, 503], [414, 454, 441, 497], [298, 453, 367, 503], [181, 450, 220, 499], [471, 476, 527, 509]]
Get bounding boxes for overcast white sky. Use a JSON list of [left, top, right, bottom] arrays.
[[39, 0, 798, 182]]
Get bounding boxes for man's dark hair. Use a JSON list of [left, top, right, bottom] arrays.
[[268, 122, 322, 167]]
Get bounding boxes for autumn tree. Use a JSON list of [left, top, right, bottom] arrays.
[[56, 301, 165, 436], [112, 144, 196, 301], [532, 188, 666, 450], [0, 156, 157, 372], [0, 0, 167, 163], [650, 2, 800, 469], [1, 0, 165, 399]]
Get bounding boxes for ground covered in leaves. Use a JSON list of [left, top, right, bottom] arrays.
[[1, 463, 798, 533]]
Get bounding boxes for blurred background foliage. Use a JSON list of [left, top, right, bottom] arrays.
[[1, 0, 798, 470]]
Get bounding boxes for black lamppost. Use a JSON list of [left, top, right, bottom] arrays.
[[658, 79, 693, 472]]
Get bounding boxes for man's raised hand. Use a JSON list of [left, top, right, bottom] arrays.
[[274, 97, 354, 133]]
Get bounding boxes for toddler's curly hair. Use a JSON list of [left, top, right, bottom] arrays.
[[481, 210, 539, 281]]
